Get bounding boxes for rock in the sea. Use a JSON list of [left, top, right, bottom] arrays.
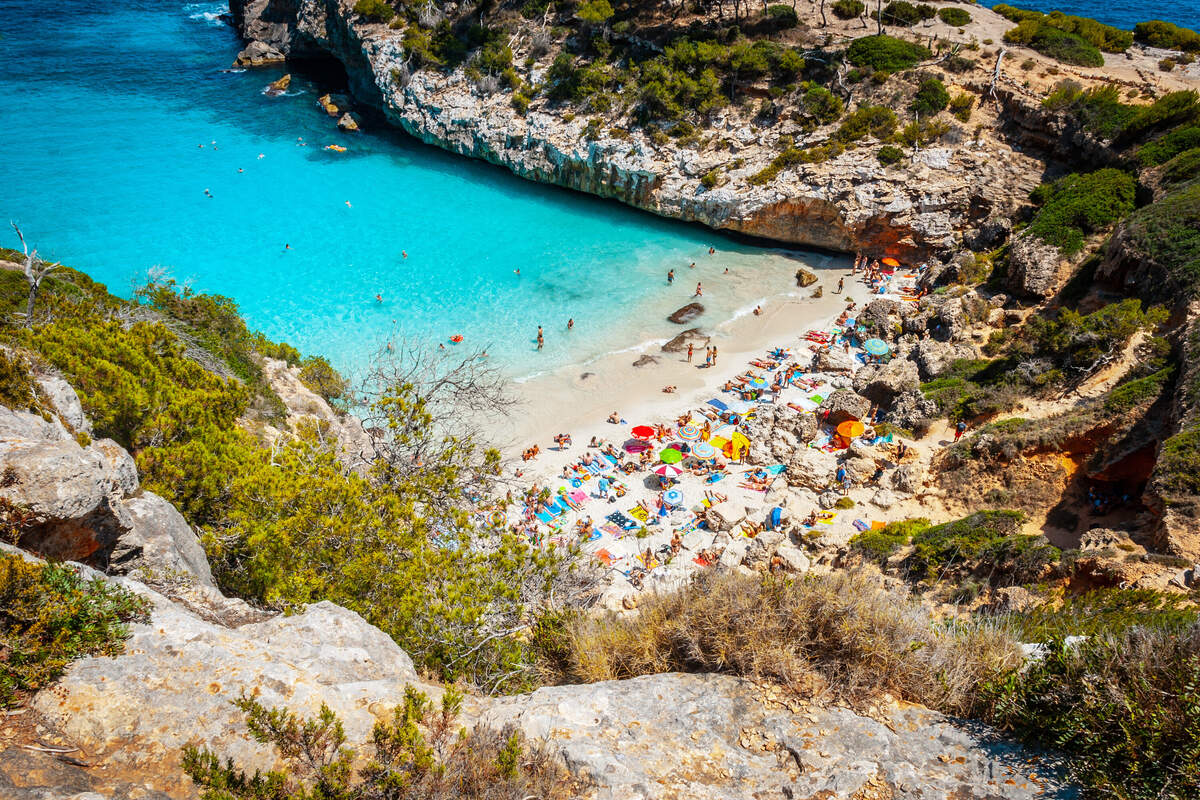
[[1006, 230, 1063, 298], [668, 302, 704, 324], [661, 327, 709, 353], [795, 267, 818, 287], [818, 388, 871, 425], [482, 672, 1071, 800], [265, 73, 291, 94], [337, 111, 361, 131], [234, 40, 285, 67]]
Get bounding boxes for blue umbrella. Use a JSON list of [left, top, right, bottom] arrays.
[[664, 489, 683, 506], [864, 338, 890, 357]]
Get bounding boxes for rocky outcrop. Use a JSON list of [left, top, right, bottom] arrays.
[[668, 302, 704, 324], [819, 388, 871, 425], [483, 673, 1072, 800], [853, 358, 920, 405], [226, 0, 1044, 259], [233, 39, 285, 66], [1006, 231, 1065, 298], [258, 357, 372, 471]]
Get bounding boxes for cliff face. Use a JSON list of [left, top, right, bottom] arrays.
[[227, 0, 1045, 260]]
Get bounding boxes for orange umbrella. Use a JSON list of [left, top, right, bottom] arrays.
[[837, 420, 865, 438], [881, 257, 901, 267]]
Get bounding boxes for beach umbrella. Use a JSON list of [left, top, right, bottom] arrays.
[[677, 423, 700, 440], [660, 447, 683, 464], [654, 464, 684, 478], [748, 377, 768, 389], [691, 441, 717, 460], [623, 438, 651, 453], [863, 338, 890, 357], [631, 425, 654, 439], [882, 257, 901, 267], [837, 420, 865, 439], [663, 489, 683, 506]]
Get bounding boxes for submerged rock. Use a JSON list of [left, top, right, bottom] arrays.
[[265, 73, 291, 95], [234, 40, 284, 67], [668, 302, 704, 324], [337, 111, 361, 132]]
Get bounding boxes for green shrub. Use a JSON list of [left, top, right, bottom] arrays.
[[353, 0, 395, 23], [1119, 90, 1200, 143], [834, 104, 898, 141], [845, 35, 931, 73], [183, 687, 573, 800], [937, 7, 971, 27], [880, 1, 934, 26], [0, 349, 41, 413], [298, 355, 349, 407], [1119, 179, 1200, 295], [800, 85, 843, 126], [834, 497, 855, 509], [575, 0, 614, 24], [1, 554, 150, 708], [832, 0, 865, 18], [876, 144, 905, 165], [910, 75, 950, 116], [1156, 425, 1200, 500], [1042, 82, 1138, 139], [992, 3, 1042, 23], [983, 626, 1200, 799], [1005, 20, 1104, 67], [907, 510, 1030, 579], [1004, 588, 1199, 641], [766, 4, 799, 28], [849, 518, 928, 562], [700, 168, 720, 189], [949, 91, 975, 121], [1027, 299, 1167, 376], [1137, 124, 1200, 165], [747, 146, 805, 185], [1134, 20, 1200, 52], [1026, 168, 1136, 255], [1103, 367, 1173, 414], [1162, 147, 1200, 187]]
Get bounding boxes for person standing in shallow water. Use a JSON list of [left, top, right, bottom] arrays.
[[687, 343, 694, 362], [537, 326, 544, 351], [667, 269, 674, 285]]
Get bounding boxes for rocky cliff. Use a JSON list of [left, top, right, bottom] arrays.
[[227, 0, 1046, 261]]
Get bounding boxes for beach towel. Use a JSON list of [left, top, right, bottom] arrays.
[[871, 521, 887, 530], [569, 490, 589, 505], [595, 549, 617, 566], [809, 395, 824, 405], [583, 530, 601, 542], [600, 524, 622, 538], [852, 519, 870, 532], [766, 464, 786, 475], [629, 505, 649, 523], [707, 398, 729, 411]]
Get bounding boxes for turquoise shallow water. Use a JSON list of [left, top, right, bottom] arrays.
[[0, 0, 812, 379]]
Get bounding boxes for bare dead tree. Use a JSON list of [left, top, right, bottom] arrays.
[[875, 0, 882, 34], [9, 223, 62, 328], [988, 47, 1007, 107], [819, 0, 827, 27]]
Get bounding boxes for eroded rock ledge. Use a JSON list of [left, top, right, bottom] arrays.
[[228, 0, 1045, 261]]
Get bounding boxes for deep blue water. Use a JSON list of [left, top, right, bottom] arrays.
[[0, 0, 809, 378], [977, 0, 1195, 32]]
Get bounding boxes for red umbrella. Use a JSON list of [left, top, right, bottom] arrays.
[[631, 425, 655, 439], [623, 438, 651, 453]]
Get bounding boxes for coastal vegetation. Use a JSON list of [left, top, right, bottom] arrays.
[[0, 553, 150, 708]]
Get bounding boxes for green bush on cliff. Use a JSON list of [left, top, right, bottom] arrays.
[[1005, 20, 1104, 67], [846, 35, 931, 73], [183, 687, 574, 800], [834, 104, 898, 142], [849, 518, 928, 562], [1162, 147, 1200, 187], [1118, 179, 1200, 294], [832, 0, 864, 18], [0, 554, 150, 708], [937, 7, 971, 27], [800, 85, 843, 126], [1119, 90, 1200, 143], [1026, 168, 1136, 255], [910, 75, 950, 116], [906, 510, 1046, 581], [1004, 588, 1199, 642], [1138, 124, 1200, 165], [983, 626, 1200, 799], [353, 0, 395, 23], [1134, 20, 1200, 52]]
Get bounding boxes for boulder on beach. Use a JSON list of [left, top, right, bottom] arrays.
[[795, 267, 818, 287], [818, 388, 871, 426], [668, 302, 704, 324], [661, 327, 709, 353]]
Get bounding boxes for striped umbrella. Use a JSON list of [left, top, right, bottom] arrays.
[[677, 423, 700, 440], [654, 464, 684, 478], [691, 441, 717, 460]]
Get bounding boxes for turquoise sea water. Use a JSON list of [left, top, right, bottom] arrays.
[[0, 0, 811, 379], [977, 0, 1194, 31]]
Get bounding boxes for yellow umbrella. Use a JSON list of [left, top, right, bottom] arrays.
[[837, 420, 865, 438]]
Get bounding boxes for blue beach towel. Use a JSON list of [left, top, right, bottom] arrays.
[[707, 398, 729, 411]]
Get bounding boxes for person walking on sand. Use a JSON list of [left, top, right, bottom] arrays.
[[667, 269, 674, 285], [705, 347, 713, 367], [537, 325, 544, 351], [687, 343, 694, 362], [954, 420, 967, 442], [837, 277, 844, 293], [711, 346, 718, 365]]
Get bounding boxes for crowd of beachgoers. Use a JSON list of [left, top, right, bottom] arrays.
[[485, 256, 934, 609]]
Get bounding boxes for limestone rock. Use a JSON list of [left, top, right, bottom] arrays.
[[787, 447, 832, 491], [891, 463, 924, 494], [818, 489, 840, 509], [912, 339, 978, 380], [111, 493, 215, 587], [259, 358, 372, 471], [1007, 231, 1063, 298], [337, 111, 361, 131], [888, 390, 938, 430], [988, 585, 1040, 614], [795, 267, 818, 287], [814, 346, 856, 373], [774, 542, 810, 573], [660, 327, 708, 353], [88, 437, 139, 497], [853, 358, 919, 406], [36, 374, 90, 434], [234, 40, 285, 67], [481, 673, 1071, 800], [871, 488, 896, 509], [265, 73, 291, 95], [818, 388, 871, 426], [33, 590, 425, 796], [856, 298, 903, 340], [668, 302, 704, 324]]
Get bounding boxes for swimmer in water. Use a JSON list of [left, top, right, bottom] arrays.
[[238, 168, 244, 173], [402, 250, 408, 259], [567, 318, 574, 330], [514, 268, 520, 275], [667, 269, 674, 285], [695, 282, 703, 297], [285, 243, 291, 251], [345, 201, 352, 208], [375, 293, 382, 302], [258, 153, 265, 159]]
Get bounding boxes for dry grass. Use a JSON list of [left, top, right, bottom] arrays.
[[553, 570, 1022, 714]]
